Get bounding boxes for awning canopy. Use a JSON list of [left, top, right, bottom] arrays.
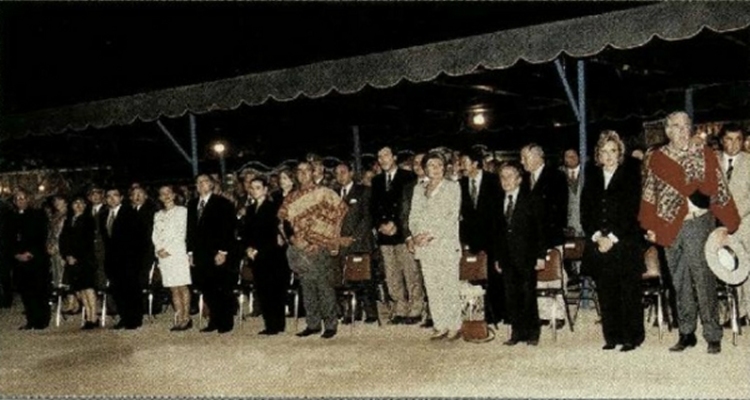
[[3, 2, 750, 140]]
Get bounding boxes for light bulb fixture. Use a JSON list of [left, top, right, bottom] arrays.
[[212, 142, 227, 155], [472, 113, 486, 127]]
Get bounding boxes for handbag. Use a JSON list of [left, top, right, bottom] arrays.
[[461, 320, 489, 341], [459, 250, 487, 281], [343, 253, 371, 282], [563, 237, 586, 260]]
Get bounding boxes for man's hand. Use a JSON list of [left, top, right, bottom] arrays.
[[596, 237, 614, 253], [65, 256, 77, 265], [189, 254, 194, 267], [14, 252, 33, 262], [645, 230, 657, 243], [246, 247, 258, 260], [214, 252, 227, 266], [494, 261, 502, 274], [339, 237, 354, 248], [715, 227, 731, 247], [535, 258, 546, 271], [156, 249, 170, 259], [406, 238, 416, 254]]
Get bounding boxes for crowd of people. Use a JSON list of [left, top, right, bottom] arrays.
[[1, 110, 748, 353]]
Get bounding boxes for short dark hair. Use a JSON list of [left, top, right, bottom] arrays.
[[498, 161, 523, 177], [250, 176, 269, 188], [720, 123, 745, 139], [462, 148, 484, 168]]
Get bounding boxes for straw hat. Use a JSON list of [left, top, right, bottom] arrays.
[[704, 227, 750, 285]]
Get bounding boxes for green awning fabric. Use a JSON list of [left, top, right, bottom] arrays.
[[3, 2, 750, 139]]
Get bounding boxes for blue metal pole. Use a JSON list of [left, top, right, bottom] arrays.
[[554, 59, 581, 122], [685, 87, 694, 121], [352, 125, 362, 177], [189, 114, 198, 177], [156, 120, 192, 164], [577, 60, 587, 170]]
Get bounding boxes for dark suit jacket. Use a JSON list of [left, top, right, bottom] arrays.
[[133, 201, 157, 271], [59, 213, 96, 267], [6, 208, 49, 269], [240, 198, 282, 270], [526, 165, 569, 249], [494, 190, 546, 275], [339, 183, 375, 255], [580, 164, 644, 277], [187, 194, 237, 270], [460, 172, 501, 259], [370, 168, 416, 245], [101, 205, 139, 281]]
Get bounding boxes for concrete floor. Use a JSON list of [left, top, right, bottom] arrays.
[[1, 299, 748, 398]]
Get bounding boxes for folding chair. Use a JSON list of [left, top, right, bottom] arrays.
[[536, 249, 574, 341], [338, 252, 378, 334], [642, 246, 670, 341], [562, 237, 600, 323], [235, 258, 255, 325], [717, 281, 743, 346], [287, 272, 301, 332]]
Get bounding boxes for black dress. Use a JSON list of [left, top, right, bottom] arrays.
[[59, 213, 97, 291]]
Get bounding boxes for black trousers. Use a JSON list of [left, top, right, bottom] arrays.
[[1, 258, 14, 306], [503, 266, 539, 341], [486, 265, 506, 324], [15, 261, 51, 328], [594, 254, 644, 346], [201, 266, 237, 330], [110, 274, 143, 327], [253, 264, 289, 332]]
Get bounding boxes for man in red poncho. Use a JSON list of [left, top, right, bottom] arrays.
[[639, 111, 740, 354]]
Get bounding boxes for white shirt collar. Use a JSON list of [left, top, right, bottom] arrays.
[[504, 187, 520, 205], [532, 164, 545, 183], [199, 193, 212, 203], [110, 204, 121, 215], [341, 182, 354, 196], [470, 170, 483, 185], [566, 166, 580, 179], [603, 166, 617, 189]]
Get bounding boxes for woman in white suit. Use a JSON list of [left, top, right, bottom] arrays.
[[408, 151, 463, 340], [152, 185, 192, 331]]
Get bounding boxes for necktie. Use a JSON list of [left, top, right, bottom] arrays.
[[106, 211, 115, 236], [341, 187, 348, 199], [386, 173, 392, 192], [198, 199, 206, 220], [727, 158, 734, 182], [505, 195, 514, 224], [470, 178, 478, 208]]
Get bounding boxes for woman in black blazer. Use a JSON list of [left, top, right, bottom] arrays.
[[59, 196, 99, 329], [581, 130, 645, 352]]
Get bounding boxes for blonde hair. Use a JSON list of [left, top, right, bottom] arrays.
[[594, 130, 626, 166]]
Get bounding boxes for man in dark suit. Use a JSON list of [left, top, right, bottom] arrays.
[[0, 197, 15, 308], [370, 146, 424, 325], [335, 162, 378, 323], [240, 176, 287, 335], [130, 186, 158, 307], [187, 174, 238, 334], [6, 190, 51, 329], [102, 188, 142, 329], [494, 162, 545, 345], [521, 143, 569, 328], [459, 148, 504, 325]]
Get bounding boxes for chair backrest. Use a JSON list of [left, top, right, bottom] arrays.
[[642, 246, 661, 279], [538, 249, 563, 282]]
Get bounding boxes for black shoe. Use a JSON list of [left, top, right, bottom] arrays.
[[503, 339, 520, 346], [364, 316, 378, 324], [554, 319, 565, 330], [420, 319, 434, 328], [112, 321, 126, 330], [539, 319, 551, 326], [669, 333, 697, 352], [124, 325, 140, 330], [321, 329, 337, 339], [200, 325, 218, 333], [18, 324, 33, 330], [620, 343, 636, 352], [707, 341, 721, 354], [389, 316, 405, 325], [602, 343, 617, 350], [341, 318, 354, 325], [218, 324, 233, 334], [403, 316, 420, 325], [527, 339, 539, 346], [82, 321, 98, 330], [258, 329, 279, 335], [296, 327, 322, 337]]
